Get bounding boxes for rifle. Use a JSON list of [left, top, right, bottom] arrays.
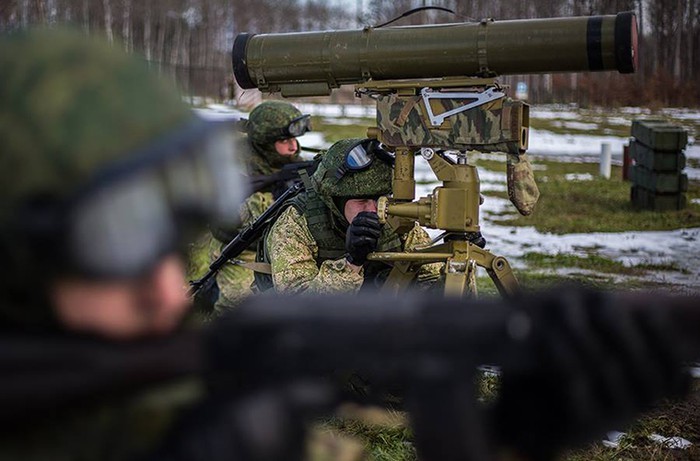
[[189, 182, 303, 297], [3, 289, 698, 461], [249, 160, 317, 195]]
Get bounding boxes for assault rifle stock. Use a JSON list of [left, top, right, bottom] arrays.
[[3, 289, 699, 461], [249, 160, 316, 195]]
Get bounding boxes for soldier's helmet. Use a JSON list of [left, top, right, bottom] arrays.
[[244, 101, 310, 166], [0, 28, 244, 325], [312, 138, 393, 220]]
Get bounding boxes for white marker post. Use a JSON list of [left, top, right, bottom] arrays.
[[600, 143, 612, 179]]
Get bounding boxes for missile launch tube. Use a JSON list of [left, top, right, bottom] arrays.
[[233, 12, 637, 95]]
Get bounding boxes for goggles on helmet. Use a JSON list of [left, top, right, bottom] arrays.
[[60, 118, 246, 279], [270, 114, 312, 140], [334, 139, 395, 180]]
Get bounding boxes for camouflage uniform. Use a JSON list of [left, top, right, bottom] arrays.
[[0, 28, 206, 460], [207, 101, 307, 314], [266, 207, 439, 294], [261, 138, 442, 295]]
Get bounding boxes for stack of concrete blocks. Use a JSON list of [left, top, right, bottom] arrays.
[[629, 120, 688, 211]]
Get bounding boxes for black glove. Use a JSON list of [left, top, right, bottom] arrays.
[[345, 211, 381, 266], [492, 288, 691, 460]]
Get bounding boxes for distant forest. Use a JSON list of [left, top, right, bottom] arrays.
[[1, 0, 698, 107]]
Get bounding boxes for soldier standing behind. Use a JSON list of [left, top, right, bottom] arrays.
[[205, 101, 312, 313], [256, 138, 445, 295]]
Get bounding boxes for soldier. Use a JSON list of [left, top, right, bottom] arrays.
[[205, 100, 312, 313], [0, 28, 247, 459], [256, 138, 445, 294]]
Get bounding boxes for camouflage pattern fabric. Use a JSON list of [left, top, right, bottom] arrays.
[[506, 152, 540, 216], [203, 192, 275, 312], [376, 93, 526, 154], [267, 207, 364, 294], [209, 247, 257, 314], [239, 191, 275, 227], [0, 28, 192, 208], [401, 222, 444, 287], [266, 207, 442, 294]]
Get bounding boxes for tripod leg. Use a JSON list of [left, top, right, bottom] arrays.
[[380, 262, 420, 295], [469, 245, 521, 298]]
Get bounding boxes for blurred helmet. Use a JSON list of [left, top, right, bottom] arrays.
[[0, 28, 245, 324]]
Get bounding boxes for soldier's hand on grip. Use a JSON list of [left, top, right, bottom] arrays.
[[345, 212, 381, 266]]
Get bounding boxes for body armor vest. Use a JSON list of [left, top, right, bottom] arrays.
[[255, 183, 402, 292]]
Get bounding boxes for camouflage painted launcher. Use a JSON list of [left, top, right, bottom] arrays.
[[364, 78, 528, 153], [233, 12, 638, 97]]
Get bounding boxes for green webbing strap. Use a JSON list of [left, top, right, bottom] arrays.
[[298, 169, 315, 196]]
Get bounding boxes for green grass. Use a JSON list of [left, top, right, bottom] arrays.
[[521, 252, 689, 276], [320, 411, 416, 461], [487, 166, 700, 234], [530, 117, 632, 137], [310, 116, 375, 143], [475, 266, 683, 298]]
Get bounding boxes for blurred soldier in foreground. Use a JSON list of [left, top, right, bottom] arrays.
[[256, 138, 445, 294], [0, 28, 245, 459], [205, 101, 313, 313]]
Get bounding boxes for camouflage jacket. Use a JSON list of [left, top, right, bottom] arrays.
[[265, 206, 442, 294]]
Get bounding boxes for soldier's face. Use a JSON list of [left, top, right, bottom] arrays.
[[49, 255, 190, 340], [274, 138, 298, 156], [344, 198, 378, 223]]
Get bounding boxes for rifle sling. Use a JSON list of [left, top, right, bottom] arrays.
[[230, 259, 272, 274]]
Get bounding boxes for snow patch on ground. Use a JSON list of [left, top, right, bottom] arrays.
[[321, 117, 368, 126], [529, 107, 580, 120], [564, 173, 594, 181], [604, 431, 693, 450], [558, 121, 600, 131], [194, 104, 247, 121], [297, 132, 327, 150], [295, 103, 375, 119], [528, 128, 629, 159]]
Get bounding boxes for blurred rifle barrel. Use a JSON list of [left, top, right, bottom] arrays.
[[232, 12, 638, 96]]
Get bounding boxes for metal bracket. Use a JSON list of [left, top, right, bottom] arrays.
[[420, 87, 505, 126]]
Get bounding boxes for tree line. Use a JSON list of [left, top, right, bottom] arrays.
[[1, 0, 698, 107]]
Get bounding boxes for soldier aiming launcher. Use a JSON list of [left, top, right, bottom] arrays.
[[232, 12, 639, 297]]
